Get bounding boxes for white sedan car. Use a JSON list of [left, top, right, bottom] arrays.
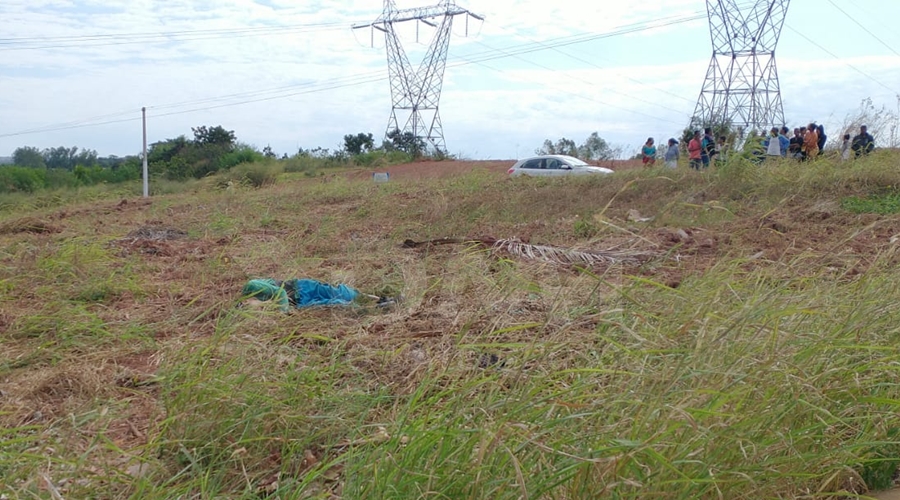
[[507, 155, 614, 177]]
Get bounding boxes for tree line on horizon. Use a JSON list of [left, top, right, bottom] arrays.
[[0, 126, 432, 194]]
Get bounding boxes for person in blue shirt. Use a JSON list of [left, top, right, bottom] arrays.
[[778, 127, 791, 157], [701, 128, 716, 167], [641, 138, 657, 166]]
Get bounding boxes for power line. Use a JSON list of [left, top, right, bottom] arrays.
[[466, 39, 689, 121], [824, 0, 900, 58], [841, 0, 900, 47], [0, 21, 346, 43], [454, 12, 709, 65], [0, 23, 352, 52], [0, 72, 391, 139], [486, 22, 695, 105], [1, 12, 709, 139], [0, 9, 754, 140], [147, 71, 386, 111], [455, 55, 686, 126], [785, 24, 897, 94], [482, 16, 704, 106]]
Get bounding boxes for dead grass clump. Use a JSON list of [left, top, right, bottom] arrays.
[[0, 365, 108, 426], [0, 216, 59, 234], [125, 225, 188, 241]]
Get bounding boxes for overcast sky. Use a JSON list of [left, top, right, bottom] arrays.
[[1, 0, 899, 160]]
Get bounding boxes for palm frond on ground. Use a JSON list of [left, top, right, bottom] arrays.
[[402, 237, 657, 267]]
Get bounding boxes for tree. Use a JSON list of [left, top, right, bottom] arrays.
[[191, 125, 236, 148], [344, 132, 375, 155], [536, 133, 617, 160], [577, 132, 615, 161], [263, 145, 276, 158], [44, 146, 78, 170], [148, 136, 189, 165], [12, 146, 45, 168], [536, 137, 577, 156], [683, 118, 736, 150], [384, 129, 425, 157]]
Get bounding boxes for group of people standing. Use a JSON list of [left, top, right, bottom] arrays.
[[760, 123, 876, 162], [639, 124, 877, 169], [640, 128, 728, 170]]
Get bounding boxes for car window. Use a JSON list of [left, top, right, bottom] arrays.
[[566, 157, 588, 166], [522, 159, 542, 169], [546, 159, 560, 169]]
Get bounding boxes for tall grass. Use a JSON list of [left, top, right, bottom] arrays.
[[3, 153, 900, 498]]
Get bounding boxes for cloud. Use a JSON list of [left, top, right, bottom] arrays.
[[1, 0, 900, 159]]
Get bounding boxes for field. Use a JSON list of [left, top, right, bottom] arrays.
[[3, 153, 900, 499]]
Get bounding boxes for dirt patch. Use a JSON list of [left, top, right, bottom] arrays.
[[344, 159, 643, 181], [53, 198, 152, 220], [346, 160, 512, 181], [872, 488, 900, 500], [111, 225, 227, 259]]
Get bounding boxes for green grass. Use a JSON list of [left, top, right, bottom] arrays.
[[842, 192, 900, 214], [3, 154, 900, 498]]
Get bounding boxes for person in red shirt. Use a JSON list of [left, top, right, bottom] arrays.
[[688, 130, 702, 170]]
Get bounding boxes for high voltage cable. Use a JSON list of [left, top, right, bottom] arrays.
[[479, 0, 760, 106], [0, 10, 745, 139], [841, 0, 900, 47], [161, 7, 706, 115], [458, 12, 709, 63], [785, 24, 897, 94], [0, 72, 390, 138], [0, 7, 792, 138], [466, 39, 689, 119], [456, 56, 686, 126], [484, 19, 696, 105], [0, 24, 350, 52], [824, 0, 900, 58], [0, 21, 347, 43]]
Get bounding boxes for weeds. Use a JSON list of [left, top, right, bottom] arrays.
[[3, 153, 900, 498], [842, 192, 900, 214]]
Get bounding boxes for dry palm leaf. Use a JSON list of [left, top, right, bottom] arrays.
[[402, 237, 657, 267]]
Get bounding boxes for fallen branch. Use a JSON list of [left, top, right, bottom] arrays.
[[402, 237, 657, 267]]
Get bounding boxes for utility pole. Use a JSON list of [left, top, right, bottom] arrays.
[[691, 0, 790, 136], [354, 0, 483, 155], [142, 107, 148, 198]]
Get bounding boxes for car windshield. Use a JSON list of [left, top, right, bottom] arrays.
[[562, 157, 589, 167]]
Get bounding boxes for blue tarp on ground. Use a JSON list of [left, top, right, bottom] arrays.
[[242, 278, 360, 311]]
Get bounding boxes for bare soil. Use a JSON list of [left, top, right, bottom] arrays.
[[345, 158, 643, 180]]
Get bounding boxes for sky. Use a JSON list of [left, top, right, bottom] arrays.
[[1, 0, 899, 160]]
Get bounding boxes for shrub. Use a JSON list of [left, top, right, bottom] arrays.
[[352, 150, 413, 167], [220, 161, 284, 188], [0, 166, 47, 193], [218, 146, 265, 172]]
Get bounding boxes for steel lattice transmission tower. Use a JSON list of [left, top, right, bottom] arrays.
[[354, 0, 482, 154], [692, 0, 790, 134]]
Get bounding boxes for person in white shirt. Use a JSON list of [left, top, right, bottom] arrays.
[[764, 128, 782, 158]]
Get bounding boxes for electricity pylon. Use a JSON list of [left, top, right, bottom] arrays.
[[692, 0, 790, 135], [354, 0, 482, 154]]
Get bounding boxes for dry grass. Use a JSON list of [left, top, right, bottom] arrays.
[[3, 155, 900, 498]]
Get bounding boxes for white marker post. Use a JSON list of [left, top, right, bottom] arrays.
[[142, 107, 149, 198]]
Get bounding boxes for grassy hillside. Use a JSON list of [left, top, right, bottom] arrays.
[[3, 153, 900, 499]]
